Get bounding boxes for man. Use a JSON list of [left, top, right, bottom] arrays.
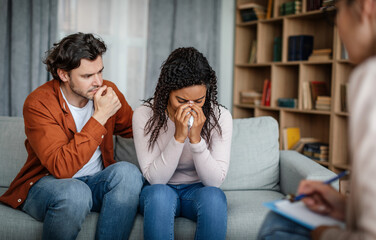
[[0, 33, 143, 240]]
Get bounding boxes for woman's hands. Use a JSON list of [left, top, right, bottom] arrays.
[[172, 101, 206, 144], [297, 180, 347, 221]]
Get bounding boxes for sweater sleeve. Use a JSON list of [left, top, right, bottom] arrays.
[[132, 106, 185, 184], [190, 108, 233, 187]]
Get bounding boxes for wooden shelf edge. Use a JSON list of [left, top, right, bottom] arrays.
[[335, 111, 349, 117], [333, 163, 351, 170]]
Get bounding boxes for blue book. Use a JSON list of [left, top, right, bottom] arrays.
[[288, 35, 313, 61]]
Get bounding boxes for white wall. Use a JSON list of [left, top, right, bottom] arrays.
[[218, 0, 235, 112]]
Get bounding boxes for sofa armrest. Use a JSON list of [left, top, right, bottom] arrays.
[[279, 150, 338, 195]]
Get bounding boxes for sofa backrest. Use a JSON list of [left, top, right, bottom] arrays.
[[221, 116, 280, 191], [116, 116, 281, 191], [0, 117, 27, 188], [0, 116, 280, 192]]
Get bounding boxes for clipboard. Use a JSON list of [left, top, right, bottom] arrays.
[[264, 200, 345, 230]]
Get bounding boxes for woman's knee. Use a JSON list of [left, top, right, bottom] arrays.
[[141, 185, 177, 207], [196, 187, 227, 208]]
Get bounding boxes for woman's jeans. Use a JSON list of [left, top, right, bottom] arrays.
[[257, 211, 311, 240], [21, 161, 144, 240], [139, 182, 227, 240]]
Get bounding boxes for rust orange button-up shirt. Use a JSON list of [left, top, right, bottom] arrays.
[[0, 79, 133, 209]]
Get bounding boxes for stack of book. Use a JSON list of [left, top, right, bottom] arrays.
[[303, 142, 329, 162], [310, 81, 329, 110], [307, 0, 322, 11], [239, 90, 262, 105], [239, 3, 266, 22], [308, 48, 332, 61], [277, 98, 297, 108], [279, 0, 302, 16], [315, 96, 331, 111]]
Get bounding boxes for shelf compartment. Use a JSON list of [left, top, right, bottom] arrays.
[[331, 115, 349, 170], [255, 108, 280, 125], [280, 110, 330, 144], [299, 63, 332, 111], [283, 17, 334, 62], [333, 62, 354, 113], [257, 20, 283, 63], [233, 66, 271, 105], [271, 65, 299, 108], [235, 25, 257, 64]]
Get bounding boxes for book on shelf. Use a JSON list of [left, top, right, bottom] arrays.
[[310, 81, 329, 109], [239, 3, 266, 22], [273, 36, 282, 62], [249, 40, 257, 63], [261, 79, 271, 106], [322, 0, 335, 7], [288, 35, 314, 61], [306, 0, 322, 11], [303, 142, 329, 162], [340, 84, 348, 112], [308, 48, 332, 61], [302, 82, 313, 110], [277, 98, 297, 108], [266, 0, 273, 19], [283, 127, 301, 150], [279, 0, 302, 16], [240, 90, 262, 105], [291, 137, 320, 153]]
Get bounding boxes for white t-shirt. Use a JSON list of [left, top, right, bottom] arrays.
[[60, 88, 103, 178]]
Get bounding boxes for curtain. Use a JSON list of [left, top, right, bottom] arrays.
[[57, 0, 149, 109], [145, 0, 222, 99], [0, 0, 58, 116]]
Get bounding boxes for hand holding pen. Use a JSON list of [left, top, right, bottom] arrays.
[[287, 171, 349, 221], [285, 171, 349, 202]]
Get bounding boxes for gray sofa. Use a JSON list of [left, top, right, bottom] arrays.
[[0, 116, 336, 239]]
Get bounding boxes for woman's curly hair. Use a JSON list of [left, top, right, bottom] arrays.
[[144, 47, 223, 150]]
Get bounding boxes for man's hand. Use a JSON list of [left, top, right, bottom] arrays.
[[92, 85, 122, 126], [297, 180, 346, 221]]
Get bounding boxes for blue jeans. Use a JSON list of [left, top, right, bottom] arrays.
[[257, 211, 311, 240], [22, 161, 144, 240], [139, 183, 227, 240]]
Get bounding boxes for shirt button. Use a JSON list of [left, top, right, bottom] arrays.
[[29, 182, 33, 186], [101, 135, 104, 139], [17, 199, 22, 203], [46, 173, 49, 176]]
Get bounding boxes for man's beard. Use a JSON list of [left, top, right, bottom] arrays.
[[69, 81, 99, 101]]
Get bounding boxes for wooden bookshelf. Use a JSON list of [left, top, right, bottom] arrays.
[[233, 0, 354, 172]]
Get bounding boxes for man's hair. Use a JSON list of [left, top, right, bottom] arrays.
[[143, 47, 223, 150], [44, 32, 107, 81]]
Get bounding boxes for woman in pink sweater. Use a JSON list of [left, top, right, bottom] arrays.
[[132, 47, 233, 240]]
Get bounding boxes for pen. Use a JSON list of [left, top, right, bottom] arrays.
[[286, 170, 349, 202]]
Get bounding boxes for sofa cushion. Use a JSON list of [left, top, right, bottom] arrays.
[[0, 117, 27, 188], [221, 117, 280, 191], [0, 188, 283, 240]]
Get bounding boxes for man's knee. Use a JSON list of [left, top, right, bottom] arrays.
[[53, 180, 92, 214], [109, 161, 143, 189]]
